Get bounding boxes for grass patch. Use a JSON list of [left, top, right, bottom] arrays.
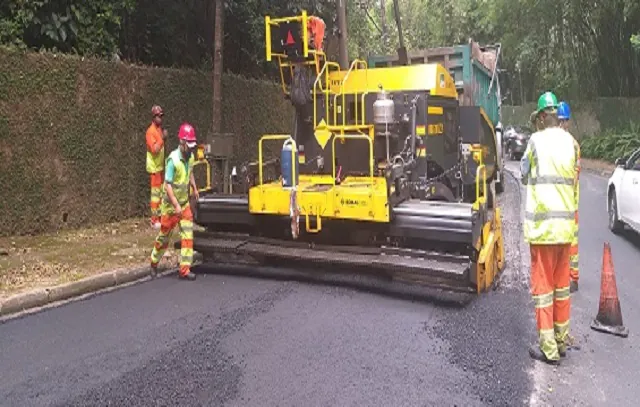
[[0, 217, 181, 299]]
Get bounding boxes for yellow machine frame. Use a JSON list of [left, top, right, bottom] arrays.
[[194, 11, 505, 294], [265, 12, 327, 96], [249, 133, 390, 230]]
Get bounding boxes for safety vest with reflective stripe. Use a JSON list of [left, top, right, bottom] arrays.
[[160, 149, 195, 215], [146, 124, 165, 174], [522, 127, 579, 244]]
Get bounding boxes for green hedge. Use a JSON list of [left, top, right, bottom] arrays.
[[502, 98, 640, 141], [0, 47, 293, 236], [580, 131, 640, 163]]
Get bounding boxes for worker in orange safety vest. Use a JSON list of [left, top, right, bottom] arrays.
[[146, 105, 168, 229], [307, 16, 326, 51]]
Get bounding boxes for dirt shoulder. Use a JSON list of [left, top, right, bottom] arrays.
[[0, 218, 183, 301], [580, 158, 616, 177]]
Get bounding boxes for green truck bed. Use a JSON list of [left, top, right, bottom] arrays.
[[367, 40, 502, 128]]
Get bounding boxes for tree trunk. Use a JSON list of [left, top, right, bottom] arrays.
[[380, 0, 388, 51], [392, 0, 408, 65], [337, 0, 349, 69], [212, 0, 224, 134]]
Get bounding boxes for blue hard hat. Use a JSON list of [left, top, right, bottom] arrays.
[[558, 101, 571, 120]]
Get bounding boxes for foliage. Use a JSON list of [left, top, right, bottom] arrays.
[[0, 0, 135, 56], [632, 34, 640, 50], [502, 98, 640, 141], [346, 0, 640, 102], [580, 126, 640, 163], [0, 47, 292, 237], [3, 1, 640, 100]]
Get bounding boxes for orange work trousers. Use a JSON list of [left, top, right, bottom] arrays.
[[530, 244, 571, 361], [149, 172, 163, 225], [570, 211, 579, 282]]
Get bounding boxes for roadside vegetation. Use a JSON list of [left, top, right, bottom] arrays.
[[580, 123, 640, 163], [0, 219, 178, 299]]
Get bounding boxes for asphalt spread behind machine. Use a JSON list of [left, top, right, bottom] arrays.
[[191, 12, 505, 295]]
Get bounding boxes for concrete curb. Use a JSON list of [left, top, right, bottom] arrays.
[[581, 166, 614, 178], [0, 265, 173, 319]]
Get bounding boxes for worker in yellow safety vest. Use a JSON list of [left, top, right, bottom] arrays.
[[150, 123, 199, 281], [520, 91, 580, 365], [146, 105, 168, 229], [558, 101, 580, 293]]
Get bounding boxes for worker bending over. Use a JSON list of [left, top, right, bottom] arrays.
[[150, 123, 199, 281], [521, 92, 580, 365], [146, 105, 168, 229], [558, 101, 580, 293]]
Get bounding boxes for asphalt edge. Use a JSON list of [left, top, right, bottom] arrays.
[[0, 265, 177, 321], [579, 159, 614, 178]]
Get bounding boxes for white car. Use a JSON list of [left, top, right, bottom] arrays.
[[607, 147, 640, 234]]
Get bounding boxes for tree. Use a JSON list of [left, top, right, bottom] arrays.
[[2, 0, 639, 100]]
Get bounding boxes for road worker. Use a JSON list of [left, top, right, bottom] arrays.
[[558, 101, 580, 293], [307, 16, 326, 51], [521, 91, 580, 365], [530, 110, 543, 131], [150, 123, 199, 281], [146, 105, 168, 229]]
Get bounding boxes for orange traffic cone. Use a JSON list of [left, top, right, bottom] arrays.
[[590, 242, 629, 338]]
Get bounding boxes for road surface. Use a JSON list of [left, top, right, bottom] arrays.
[[0, 162, 638, 406]]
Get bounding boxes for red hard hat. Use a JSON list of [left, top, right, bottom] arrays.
[[178, 123, 197, 147], [151, 105, 163, 116]]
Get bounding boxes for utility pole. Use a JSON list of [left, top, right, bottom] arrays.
[[212, 0, 224, 135], [211, 0, 230, 193], [392, 0, 408, 65], [337, 0, 349, 69]]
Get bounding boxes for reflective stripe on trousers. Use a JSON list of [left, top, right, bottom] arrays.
[[150, 204, 194, 277], [530, 244, 572, 361], [150, 172, 163, 223]]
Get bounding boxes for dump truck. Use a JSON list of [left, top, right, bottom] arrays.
[[190, 12, 505, 294], [368, 41, 505, 195]]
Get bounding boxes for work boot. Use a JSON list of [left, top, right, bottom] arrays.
[[565, 334, 581, 351], [529, 345, 560, 366], [150, 263, 158, 278], [558, 334, 581, 358], [180, 271, 196, 281], [570, 280, 579, 293]]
